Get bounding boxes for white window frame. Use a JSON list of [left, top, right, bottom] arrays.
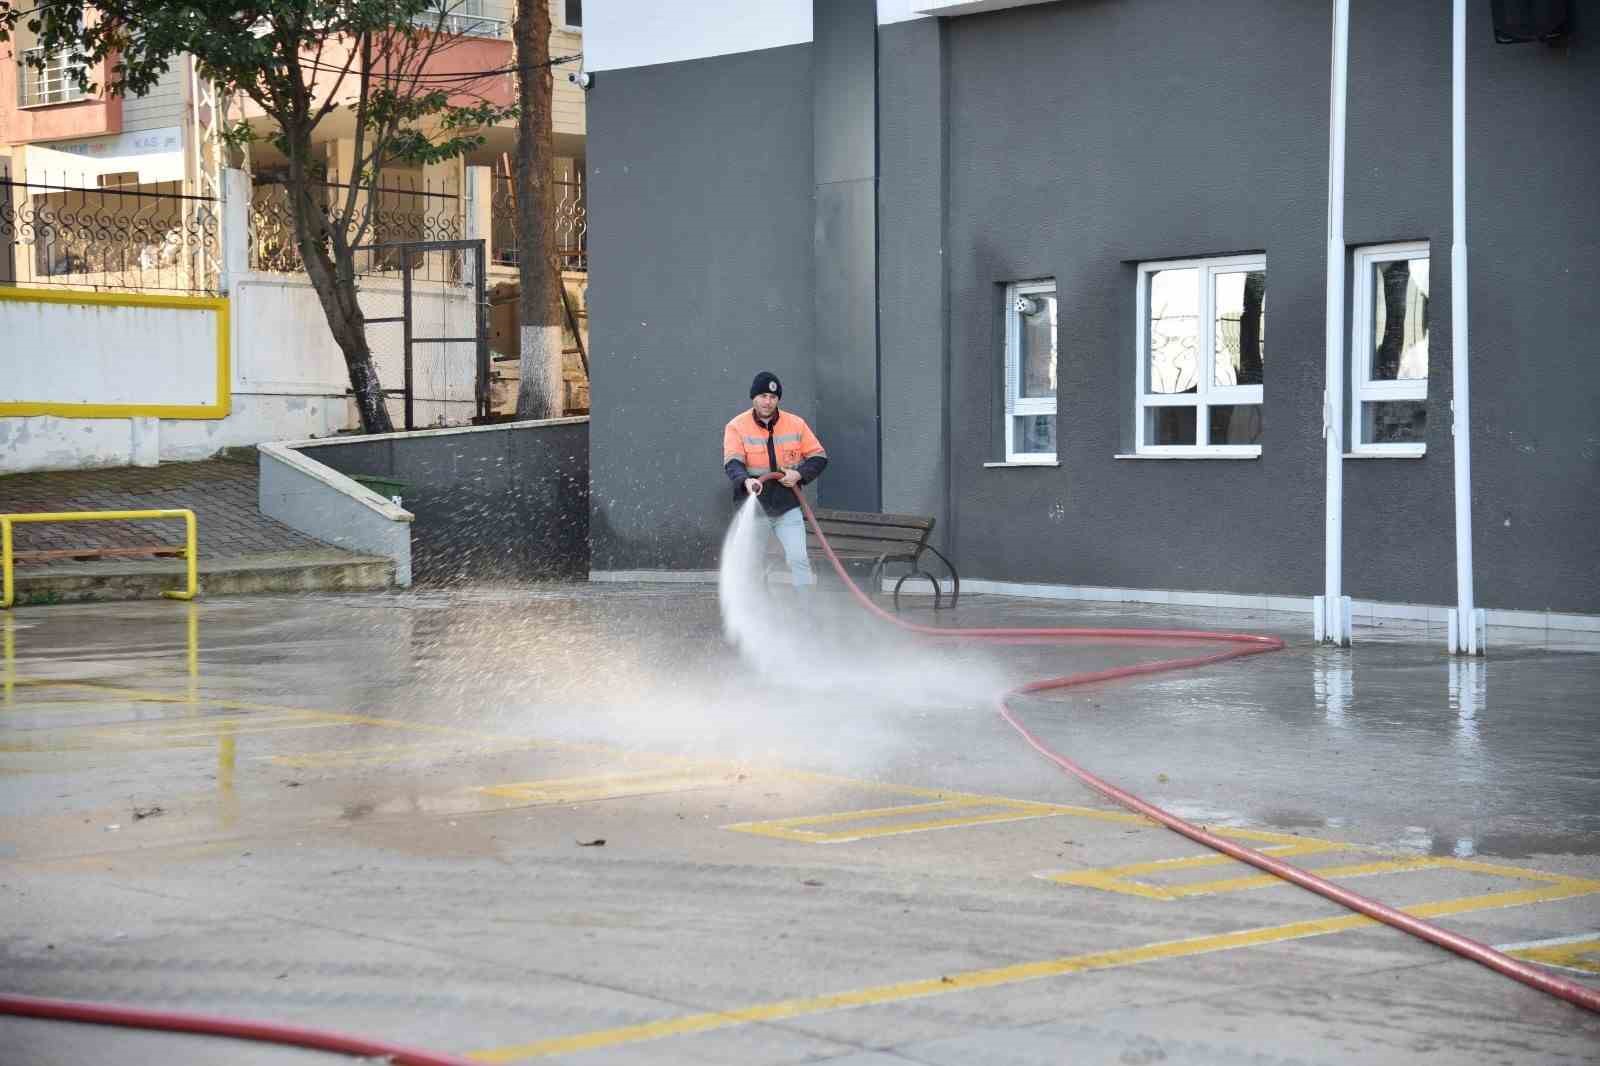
[[18, 47, 88, 107], [1134, 254, 1265, 456], [1003, 278, 1058, 464], [1350, 241, 1429, 457], [562, 0, 583, 31]]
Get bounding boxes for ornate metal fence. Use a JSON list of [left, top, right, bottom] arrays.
[[0, 173, 219, 294], [248, 174, 462, 279], [490, 174, 587, 271]]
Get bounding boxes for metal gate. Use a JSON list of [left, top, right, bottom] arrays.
[[354, 238, 489, 430]]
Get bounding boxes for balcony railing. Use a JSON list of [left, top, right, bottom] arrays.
[[491, 175, 587, 272], [18, 47, 88, 107], [1, 172, 219, 294], [412, 7, 510, 38], [248, 173, 464, 282]]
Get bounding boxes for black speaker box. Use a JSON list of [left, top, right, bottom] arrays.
[[1490, 0, 1573, 43]]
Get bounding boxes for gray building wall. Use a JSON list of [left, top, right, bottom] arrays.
[[1465, 13, 1600, 614], [308, 421, 589, 581], [814, 0, 883, 512], [590, 0, 1600, 614], [941, 0, 1330, 594], [878, 18, 949, 537], [586, 45, 816, 571], [1342, 0, 1456, 607]]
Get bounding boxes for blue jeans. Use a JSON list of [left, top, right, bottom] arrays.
[[769, 507, 814, 587]]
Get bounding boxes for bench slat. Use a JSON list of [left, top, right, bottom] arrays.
[[809, 508, 934, 531], [813, 523, 928, 545], [805, 535, 924, 556]]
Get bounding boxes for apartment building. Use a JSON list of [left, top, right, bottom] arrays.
[[0, 1, 586, 289]]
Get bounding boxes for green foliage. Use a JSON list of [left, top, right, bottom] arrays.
[[0, 1, 515, 177]]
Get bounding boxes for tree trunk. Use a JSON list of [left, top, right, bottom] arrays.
[[513, 0, 562, 420], [305, 244, 393, 434], [286, 155, 394, 434]]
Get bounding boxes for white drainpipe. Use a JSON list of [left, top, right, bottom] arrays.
[[1448, 0, 1484, 654], [1318, 0, 1351, 646]]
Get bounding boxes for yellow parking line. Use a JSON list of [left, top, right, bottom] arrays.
[[1045, 849, 1586, 902], [1501, 934, 1600, 975], [479, 768, 741, 805], [468, 877, 1600, 1063], [6, 678, 585, 750], [267, 739, 542, 768]]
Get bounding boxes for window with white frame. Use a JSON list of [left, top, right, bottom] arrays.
[[1351, 242, 1429, 454], [18, 47, 88, 107], [1135, 255, 1265, 454], [564, 0, 583, 29], [1003, 279, 1057, 462]]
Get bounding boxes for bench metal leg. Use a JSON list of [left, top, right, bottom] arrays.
[[919, 545, 960, 609], [893, 569, 942, 611]]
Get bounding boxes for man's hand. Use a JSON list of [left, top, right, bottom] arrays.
[[779, 469, 802, 488], [743, 478, 763, 496]]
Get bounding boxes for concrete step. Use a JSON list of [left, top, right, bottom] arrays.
[[6, 550, 395, 607]]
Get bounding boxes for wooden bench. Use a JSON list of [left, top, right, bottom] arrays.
[[797, 508, 960, 609]]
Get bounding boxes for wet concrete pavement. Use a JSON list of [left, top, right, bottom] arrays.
[[1, 586, 1597, 1064]]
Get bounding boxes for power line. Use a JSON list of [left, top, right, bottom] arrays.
[[294, 52, 582, 84]]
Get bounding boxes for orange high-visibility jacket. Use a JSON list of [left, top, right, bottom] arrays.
[[722, 409, 827, 478], [722, 409, 828, 516]]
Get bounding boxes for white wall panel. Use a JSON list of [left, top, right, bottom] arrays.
[[1, 295, 222, 411], [586, 0, 811, 71]]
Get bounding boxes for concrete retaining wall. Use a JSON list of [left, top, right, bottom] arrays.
[[267, 417, 590, 584], [259, 442, 415, 586]]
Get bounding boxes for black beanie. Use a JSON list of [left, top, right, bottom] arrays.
[[750, 371, 782, 399]]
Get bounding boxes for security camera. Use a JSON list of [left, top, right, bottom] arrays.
[[568, 70, 592, 90]]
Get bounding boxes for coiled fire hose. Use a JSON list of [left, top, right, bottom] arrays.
[[2, 481, 1593, 1063]]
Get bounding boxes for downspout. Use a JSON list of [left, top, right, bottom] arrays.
[[1448, 0, 1482, 654], [1319, 0, 1351, 645]]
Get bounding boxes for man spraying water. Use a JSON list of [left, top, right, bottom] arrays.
[[721, 372, 828, 588]]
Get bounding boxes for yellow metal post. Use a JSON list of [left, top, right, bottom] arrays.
[[1, 518, 12, 610], [2, 611, 14, 706], [0, 510, 198, 607], [163, 510, 200, 601]]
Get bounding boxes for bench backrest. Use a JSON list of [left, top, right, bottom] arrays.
[[805, 507, 934, 557]]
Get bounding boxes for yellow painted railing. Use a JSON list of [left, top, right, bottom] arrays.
[[1, 509, 198, 608]]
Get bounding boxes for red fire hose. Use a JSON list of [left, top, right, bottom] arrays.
[[2, 485, 1592, 1062], [0, 991, 477, 1066], [787, 481, 1600, 1013]]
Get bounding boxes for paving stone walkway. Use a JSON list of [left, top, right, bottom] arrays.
[[0, 456, 334, 563]]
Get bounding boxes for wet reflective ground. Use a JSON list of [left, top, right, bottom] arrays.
[[2, 586, 1597, 1064]]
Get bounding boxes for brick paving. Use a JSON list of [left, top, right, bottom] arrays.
[[0, 456, 335, 564]]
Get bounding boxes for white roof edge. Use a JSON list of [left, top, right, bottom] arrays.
[[585, 0, 1066, 73]]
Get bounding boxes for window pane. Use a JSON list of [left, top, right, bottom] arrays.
[[1145, 406, 1196, 446], [1362, 401, 1426, 444], [1369, 258, 1429, 382], [1147, 269, 1198, 394], [1013, 414, 1056, 456], [1016, 291, 1057, 399], [1209, 404, 1263, 445], [1215, 270, 1265, 386]]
